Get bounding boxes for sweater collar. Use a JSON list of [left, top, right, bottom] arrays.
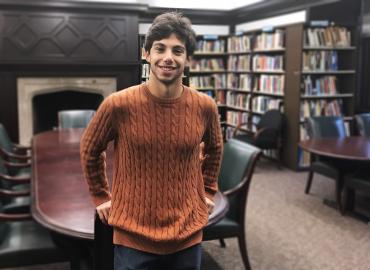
[[141, 83, 188, 105]]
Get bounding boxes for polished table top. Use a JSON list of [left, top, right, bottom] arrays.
[[299, 136, 370, 161], [31, 129, 229, 240]]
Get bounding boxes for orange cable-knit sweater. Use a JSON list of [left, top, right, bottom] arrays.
[[80, 83, 223, 254]]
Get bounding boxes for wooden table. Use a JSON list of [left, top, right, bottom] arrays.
[[31, 129, 229, 240], [299, 136, 370, 161], [299, 136, 370, 216]]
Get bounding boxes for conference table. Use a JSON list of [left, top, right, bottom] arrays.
[[299, 136, 370, 214], [31, 128, 229, 241], [299, 136, 370, 162]]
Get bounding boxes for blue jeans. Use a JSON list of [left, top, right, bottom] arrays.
[[114, 244, 202, 270]]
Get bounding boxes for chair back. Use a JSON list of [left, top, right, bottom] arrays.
[[0, 124, 13, 153], [354, 113, 370, 136], [218, 139, 261, 222], [257, 109, 283, 131], [306, 116, 346, 139], [58, 110, 95, 129], [254, 109, 284, 148]]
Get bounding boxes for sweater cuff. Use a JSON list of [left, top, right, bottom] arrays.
[[92, 192, 112, 207], [205, 190, 216, 202]]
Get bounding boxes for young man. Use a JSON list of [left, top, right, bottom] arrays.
[[80, 12, 223, 270]]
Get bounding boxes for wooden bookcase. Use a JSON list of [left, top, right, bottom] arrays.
[[189, 35, 229, 131], [283, 23, 356, 170], [224, 28, 286, 159]]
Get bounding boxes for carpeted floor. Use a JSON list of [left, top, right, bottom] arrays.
[[3, 159, 370, 270]]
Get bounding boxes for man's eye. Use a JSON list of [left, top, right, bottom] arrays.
[[174, 49, 184, 55], [155, 47, 164, 52]]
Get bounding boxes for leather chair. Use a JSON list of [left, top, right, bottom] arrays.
[[304, 116, 346, 212], [203, 139, 262, 270], [354, 113, 370, 136], [232, 109, 284, 168], [343, 171, 370, 214], [0, 123, 31, 163], [0, 198, 70, 268], [58, 110, 95, 129], [0, 156, 30, 208]]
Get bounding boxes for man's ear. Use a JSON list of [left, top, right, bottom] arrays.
[[144, 50, 150, 62]]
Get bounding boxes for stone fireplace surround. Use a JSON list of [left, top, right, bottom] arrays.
[[17, 77, 117, 145]]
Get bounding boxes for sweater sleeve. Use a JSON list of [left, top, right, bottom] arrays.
[[202, 99, 223, 201], [80, 95, 116, 207]]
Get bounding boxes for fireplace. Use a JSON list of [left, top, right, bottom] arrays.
[[17, 77, 117, 145]]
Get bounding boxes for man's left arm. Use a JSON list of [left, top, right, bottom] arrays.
[[202, 100, 223, 204]]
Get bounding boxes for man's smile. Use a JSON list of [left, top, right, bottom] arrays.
[[157, 64, 177, 71]]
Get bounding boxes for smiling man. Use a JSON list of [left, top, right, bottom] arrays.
[[80, 12, 223, 270]]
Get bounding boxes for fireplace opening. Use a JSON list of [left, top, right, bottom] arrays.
[[32, 90, 103, 134]]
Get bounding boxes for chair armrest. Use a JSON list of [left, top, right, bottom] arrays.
[[0, 172, 31, 183], [253, 127, 279, 140], [232, 122, 256, 137], [0, 188, 30, 197], [0, 147, 31, 161], [223, 181, 245, 197], [3, 160, 31, 168], [0, 212, 32, 221], [13, 143, 31, 151]]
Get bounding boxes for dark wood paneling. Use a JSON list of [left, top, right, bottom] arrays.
[[0, 11, 139, 64], [0, 65, 140, 142]]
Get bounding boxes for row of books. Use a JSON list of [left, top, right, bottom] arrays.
[[228, 55, 251, 71], [300, 99, 342, 120], [252, 55, 284, 71], [226, 111, 249, 126], [254, 75, 285, 94], [195, 40, 226, 53], [226, 92, 251, 110], [304, 26, 351, 47], [227, 35, 252, 52], [302, 75, 337, 95], [190, 76, 212, 89], [141, 63, 150, 78], [227, 74, 252, 90], [189, 74, 227, 89], [190, 59, 225, 71], [302, 51, 338, 71], [254, 30, 285, 50], [252, 96, 282, 113]]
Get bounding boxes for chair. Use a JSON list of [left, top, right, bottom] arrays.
[[343, 171, 370, 214], [304, 116, 346, 212], [0, 194, 70, 268], [58, 110, 95, 129], [354, 113, 370, 136], [0, 123, 31, 163], [203, 139, 262, 270], [0, 155, 31, 209], [232, 109, 284, 168]]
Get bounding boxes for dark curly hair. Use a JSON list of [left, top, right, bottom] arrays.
[[144, 12, 197, 58]]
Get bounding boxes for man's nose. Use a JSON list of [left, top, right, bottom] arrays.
[[163, 49, 174, 62]]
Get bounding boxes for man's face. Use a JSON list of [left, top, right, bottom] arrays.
[[145, 33, 188, 86]]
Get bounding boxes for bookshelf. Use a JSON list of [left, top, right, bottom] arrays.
[[224, 29, 286, 150], [283, 23, 356, 170], [189, 35, 229, 132]]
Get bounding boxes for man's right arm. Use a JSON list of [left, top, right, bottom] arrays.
[[80, 95, 116, 208]]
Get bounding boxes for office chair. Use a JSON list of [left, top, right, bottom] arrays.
[[0, 123, 30, 162], [305, 116, 347, 213], [58, 110, 95, 129], [203, 139, 262, 270], [354, 113, 370, 136], [233, 109, 284, 167]]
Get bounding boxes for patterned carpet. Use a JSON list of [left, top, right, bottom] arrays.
[[3, 159, 370, 270]]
